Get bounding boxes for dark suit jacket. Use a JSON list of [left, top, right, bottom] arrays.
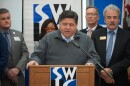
[[80, 25, 103, 34], [91, 27, 130, 86], [0, 33, 8, 79], [1, 29, 29, 86]]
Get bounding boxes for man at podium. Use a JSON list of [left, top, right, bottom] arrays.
[[27, 10, 100, 67]]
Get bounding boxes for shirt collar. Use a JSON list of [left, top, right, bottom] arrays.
[[0, 28, 10, 33], [61, 33, 74, 41], [87, 25, 98, 31], [54, 30, 80, 41], [107, 27, 118, 34]]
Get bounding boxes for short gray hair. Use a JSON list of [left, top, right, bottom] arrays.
[[103, 4, 120, 18], [86, 6, 99, 15]]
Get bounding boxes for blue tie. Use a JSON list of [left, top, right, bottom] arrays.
[[106, 31, 114, 66], [65, 38, 71, 43], [4, 32, 11, 52]]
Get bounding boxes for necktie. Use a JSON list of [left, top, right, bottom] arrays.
[[87, 29, 93, 37], [4, 32, 11, 52], [106, 31, 115, 66], [66, 38, 71, 43]]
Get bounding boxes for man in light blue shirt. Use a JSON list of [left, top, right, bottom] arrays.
[[92, 4, 130, 86]]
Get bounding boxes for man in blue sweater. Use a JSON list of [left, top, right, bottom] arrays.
[[27, 10, 100, 66]]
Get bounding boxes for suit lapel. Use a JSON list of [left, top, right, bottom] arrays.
[[109, 28, 122, 65], [9, 30, 15, 55], [86, 27, 88, 33], [96, 25, 101, 30], [99, 28, 107, 65]]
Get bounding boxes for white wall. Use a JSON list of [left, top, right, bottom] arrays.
[[0, 0, 90, 31], [82, 0, 93, 29], [0, 0, 23, 32]]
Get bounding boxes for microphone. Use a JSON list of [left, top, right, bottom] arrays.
[[71, 40, 113, 78]]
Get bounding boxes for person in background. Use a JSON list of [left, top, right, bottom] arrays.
[[91, 4, 130, 86], [38, 19, 58, 40], [80, 6, 103, 86], [34, 19, 58, 50], [0, 8, 29, 86], [123, 10, 130, 31], [80, 6, 103, 37], [0, 33, 8, 85], [26, 10, 100, 68]]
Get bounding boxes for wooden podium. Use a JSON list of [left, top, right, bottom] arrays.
[[29, 65, 95, 86]]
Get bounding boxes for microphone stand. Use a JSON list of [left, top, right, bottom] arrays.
[[71, 40, 113, 78]]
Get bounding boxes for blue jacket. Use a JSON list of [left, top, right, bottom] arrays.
[[0, 33, 8, 79]]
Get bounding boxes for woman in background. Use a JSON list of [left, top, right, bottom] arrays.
[[34, 19, 58, 49], [38, 19, 58, 40]]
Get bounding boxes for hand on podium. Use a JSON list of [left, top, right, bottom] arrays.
[[85, 63, 94, 66], [26, 60, 39, 68]]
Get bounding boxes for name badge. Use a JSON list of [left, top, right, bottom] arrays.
[[14, 37, 20, 41], [100, 36, 106, 40]]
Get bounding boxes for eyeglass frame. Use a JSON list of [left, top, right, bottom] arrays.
[[45, 27, 56, 32], [86, 13, 98, 17]]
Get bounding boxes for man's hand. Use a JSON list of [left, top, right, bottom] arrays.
[[85, 63, 94, 65], [7, 68, 20, 83], [100, 68, 115, 84], [26, 60, 39, 69]]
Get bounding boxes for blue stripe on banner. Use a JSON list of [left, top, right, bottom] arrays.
[[25, 69, 29, 86]]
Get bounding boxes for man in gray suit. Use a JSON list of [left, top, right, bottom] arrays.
[[0, 8, 29, 86]]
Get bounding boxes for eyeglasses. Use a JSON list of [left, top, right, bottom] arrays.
[[45, 27, 56, 32], [86, 13, 98, 17]]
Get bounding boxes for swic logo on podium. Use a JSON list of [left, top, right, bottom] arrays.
[[50, 67, 77, 86]]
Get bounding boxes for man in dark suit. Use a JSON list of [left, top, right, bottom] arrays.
[[91, 4, 130, 86], [80, 6, 103, 37], [0, 33, 8, 85], [80, 6, 103, 86], [0, 8, 29, 86]]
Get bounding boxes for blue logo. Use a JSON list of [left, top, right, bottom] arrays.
[[50, 67, 77, 86], [33, 4, 71, 23], [33, 4, 71, 41]]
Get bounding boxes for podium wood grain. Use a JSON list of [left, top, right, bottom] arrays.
[[29, 65, 95, 86]]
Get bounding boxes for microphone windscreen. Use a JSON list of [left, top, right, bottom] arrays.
[[71, 40, 80, 48]]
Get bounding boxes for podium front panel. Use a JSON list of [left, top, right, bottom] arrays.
[[29, 65, 95, 86]]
